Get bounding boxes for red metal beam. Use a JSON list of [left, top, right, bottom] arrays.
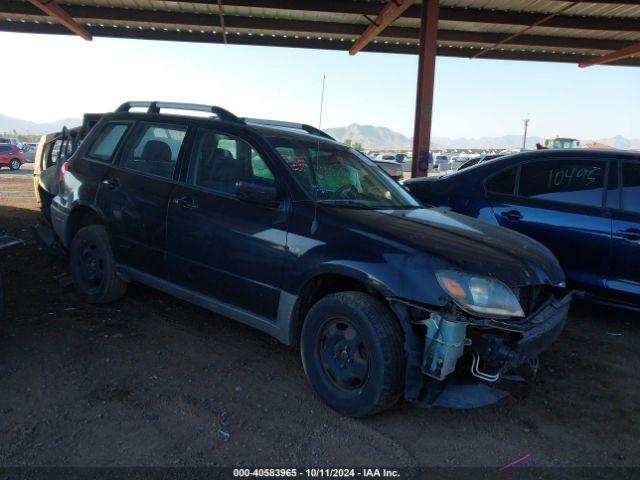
[[579, 42, 640, 67], [412, 0, 439, 178], [27, 0, 91, 40], [349, 0, 416, 56]]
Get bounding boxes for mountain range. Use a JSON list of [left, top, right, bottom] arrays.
[[325, 123, 640, 151], [2, 114, 638, 150], [0, 114, 82, 136]]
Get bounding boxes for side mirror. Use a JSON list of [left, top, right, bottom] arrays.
[[235, 178, 278, 206]]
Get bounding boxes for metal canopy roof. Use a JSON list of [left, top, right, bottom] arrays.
[[2, 1, 640, 66]]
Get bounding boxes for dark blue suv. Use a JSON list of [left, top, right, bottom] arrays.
[[50, 102, 571, 416], [405, 149, 640, 312]]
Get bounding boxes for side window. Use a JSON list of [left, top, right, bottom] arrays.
[[121, 123, 187, 179], [622, 161, 640, 213], [187, 129, 274, 194], [518, 159, 605, 207], [486, 167, 517, 195], [87, 124, 129, 163], [0, 145, 10, 153]]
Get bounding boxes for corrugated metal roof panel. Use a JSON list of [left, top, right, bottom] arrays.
[[1, 0, 639, 66], [441, 0, 640, 18]]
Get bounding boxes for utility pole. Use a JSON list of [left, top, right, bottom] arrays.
[[522, 116, 530, 149]]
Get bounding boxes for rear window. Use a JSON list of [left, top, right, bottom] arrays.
[[87, 123, 129, 162], [518, 159, 605, 207], [486, 167, 517, 195]]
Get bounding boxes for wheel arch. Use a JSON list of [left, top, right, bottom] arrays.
[[65, 205, 105, 246], [284, 268, 395, 346]]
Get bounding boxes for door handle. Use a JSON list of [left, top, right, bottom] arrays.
[[102, 177, 120, 189], [500, 209, 523, 221], [172, 196, 198, 210]]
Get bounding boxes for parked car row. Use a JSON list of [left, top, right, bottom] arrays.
[[37, 101, 572, 417], [368, 155, 404, 180], [405, 149, 640, 312]]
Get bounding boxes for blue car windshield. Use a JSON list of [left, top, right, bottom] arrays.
[[267, 136, 420, 209]]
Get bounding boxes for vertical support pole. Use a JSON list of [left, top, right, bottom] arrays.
[[412, 0, 439, 178]]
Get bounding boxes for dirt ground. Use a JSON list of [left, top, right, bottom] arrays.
[[1, 165, 639, 470]]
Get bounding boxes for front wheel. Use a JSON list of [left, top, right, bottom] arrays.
[[300, 291, 405, 417], [70, 225, 127, 303], [9, 159, 21, 170]]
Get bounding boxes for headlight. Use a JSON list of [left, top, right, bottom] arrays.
[[435, 270, 524, 319]]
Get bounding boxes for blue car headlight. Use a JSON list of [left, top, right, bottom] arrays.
[[435, 270, 525, 319]]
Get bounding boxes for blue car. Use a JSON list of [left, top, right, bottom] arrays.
[[405, 149, 640, 312]]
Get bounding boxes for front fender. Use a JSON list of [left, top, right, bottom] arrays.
[[286, 245, 451, 309]]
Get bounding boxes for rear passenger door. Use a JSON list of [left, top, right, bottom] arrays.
[[96, 122, 187, 278], [489, 157, 612, 293], [166, 127, 288, 320], [608, 159, 640, 305]]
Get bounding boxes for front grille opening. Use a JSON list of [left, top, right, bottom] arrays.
[[518, 286, 553, 316]]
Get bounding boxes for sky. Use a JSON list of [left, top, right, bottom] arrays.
[[2, 31, 639, 139]]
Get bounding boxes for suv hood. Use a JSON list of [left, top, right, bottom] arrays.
[[328, 206, 565, 288]]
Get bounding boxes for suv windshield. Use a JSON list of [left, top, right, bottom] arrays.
[[267, 136, 419, 209]]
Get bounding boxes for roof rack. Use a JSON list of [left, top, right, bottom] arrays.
[[244, 118, 335, 141], [115, 101, 242, 124]]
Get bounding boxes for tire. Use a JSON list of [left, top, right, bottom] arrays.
[[300, 291, 405, 417], [69, 225, 127, 303], [9, 159, 21, 171]]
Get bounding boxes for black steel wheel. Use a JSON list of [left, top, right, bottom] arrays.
[[317, 318, 370, 391], [70, 225, 127, 303], [301, 291, 404, 417], [78, 238, 104, 290]]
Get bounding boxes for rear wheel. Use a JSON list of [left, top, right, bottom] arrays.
[[9, 159, 20, 171], [300, 291, 404, 417], [70, 225, 127, 303]]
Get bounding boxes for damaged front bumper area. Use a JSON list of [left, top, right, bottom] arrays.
[[389, 289, 572, 408]]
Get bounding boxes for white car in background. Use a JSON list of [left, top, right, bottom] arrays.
[[433, 154, 449, 171]]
